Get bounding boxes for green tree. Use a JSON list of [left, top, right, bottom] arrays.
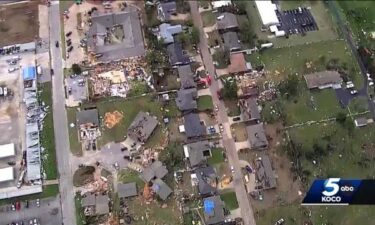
[[238, 20, 257, 47], [213, 48, 230, 67], [71, 63, 82, 75], [279, 74, 300, 98], [336, 112, 347, 124], [221, 81, 238, 99], [190, 26, 200, 45]]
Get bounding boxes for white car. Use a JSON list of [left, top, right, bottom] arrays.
[[369, 81, 374, 86], [350, 90, 358, 95], [275, 218, 285, 225], [346, 83, 354, 89], [219, 123, 224, 133], [214, 105, 219, 112], [230, 166, 235, 173]]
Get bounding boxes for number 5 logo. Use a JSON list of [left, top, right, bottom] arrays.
[[322, 178, 340, 196]]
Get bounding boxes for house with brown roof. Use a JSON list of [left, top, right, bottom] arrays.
[[228, 52, 252, 74], [304, 71, 343, 89]]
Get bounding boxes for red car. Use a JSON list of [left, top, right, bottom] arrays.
[[15, 201, 21, 211]]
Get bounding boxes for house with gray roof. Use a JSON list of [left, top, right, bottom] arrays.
[[176, 88, 198, 112], [127, 111, 158, 144], [87, 6, 145, 62], [183, 140, 211, 167], [167, 42, 190, 66], [141, 160, 168, 182], [157, 1, 177, 22], [81, 193, 109, 215], [194, 166, 217, 197], [152, 178, 172, 201], [217, 13, 239, 32], [158, 23, 183, 44], [255, 155, 276, 190], [203, 195, 225, 225], [222, 31, 241, 52], [183, 113, 206, 138], [246, 123, 268, 150], [178, 64, 196, 89], [239, 98, 261, 121], [76, 108, 99, 128], [118, 182, 137, 198]]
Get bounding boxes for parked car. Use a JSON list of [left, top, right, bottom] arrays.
[[8, 60, 17, 65], [15, 201, 20, 211], [67, 46, 73, 52], [8, 67, 18, 73], [219, 123, 224, 133], [274, 218, 285, 225], [369, 81, 374, 86], [214, 105, 219, 112], [66, 31, 72, 37], [36, 199, 40, 207], [350, 90, 358, 95], [55, 41, 59, 48], [230, 166, 235, 173], [245, 165, 253, 173]]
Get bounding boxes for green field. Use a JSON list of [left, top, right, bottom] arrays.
[[207, 148, 225, 165], [39, 83, 57, 180], [75, 194, 86, 225], [197, 95, 214, 111], [220, 192, 239, 210], [244, 1, 337, 48], [67, 108, 81, 156]]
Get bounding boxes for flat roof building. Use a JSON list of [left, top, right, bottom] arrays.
[[304, 71, 343, 89], [255, 1, 279, 27], [0, 143, 15, 159], [0, 167, 14, 183]]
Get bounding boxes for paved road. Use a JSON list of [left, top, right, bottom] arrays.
[[0, 197, 62, 225], [49, 2, 77, 225], [327, 1, 375, 119], [189, 2, 256, 225]]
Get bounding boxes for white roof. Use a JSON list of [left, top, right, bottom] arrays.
[[270, 25, 278, 33], [0, 167, 14, 182], [211, 0, 232, 9], [183, 145, 189, 157], [179, 125, 185, 133], [0, 143, 15, 158], [255, 0, 279, 26]]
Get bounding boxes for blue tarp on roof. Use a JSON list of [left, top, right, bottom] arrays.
[[23, 66, 36, 81], [204, 199, 214, 214]]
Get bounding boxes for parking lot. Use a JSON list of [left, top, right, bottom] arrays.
[[0, 196, 62, 225], [276, 7, 318, 35], [66, 74, 88, 106]]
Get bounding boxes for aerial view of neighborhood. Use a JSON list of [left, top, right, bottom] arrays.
[[0, 0, 374, 224]]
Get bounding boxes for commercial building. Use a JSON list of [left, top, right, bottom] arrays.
[[254, 0, 280, 27]]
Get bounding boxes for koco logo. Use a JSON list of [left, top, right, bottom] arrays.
[[321, 178, 354, 203]]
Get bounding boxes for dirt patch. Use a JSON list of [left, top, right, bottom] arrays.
[[0, 1, 39, 47], [231, 123, 248, 142], [104, 110, 123, 129], [73, 166, 96, 187]]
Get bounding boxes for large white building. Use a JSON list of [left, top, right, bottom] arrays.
[[255, 0, 280, 27], [0, 167, 14, 183], [0, 143, 15, 159]]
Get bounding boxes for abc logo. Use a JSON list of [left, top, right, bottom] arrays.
[[321, 178, 354, 203]]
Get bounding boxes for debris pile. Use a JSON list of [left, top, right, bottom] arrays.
[[104, 111, 123, 129]]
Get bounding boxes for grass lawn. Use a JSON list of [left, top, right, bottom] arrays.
[[39, 83, 57, 180], [224, 99, 240, 117], [348, 96, 369, 114], [207, 148, 225, 165], [75, 194, 86, 225], [248, 40, 363, 87], [201, 11, 216, 27], [0, 184, 59, 205], [118, 170, 144, 188], [220, 192, 239, 210], [66, 108, 82, 156], [197, 95, 214, 111], [207, 30, 223, 48], [126, 197, 180, 225], [244, 1, 337, 48], [282, 88, 347, 125]]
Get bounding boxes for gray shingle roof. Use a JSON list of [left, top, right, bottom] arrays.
[[222, 31, 241, 51], [246, 123, 268, 150], [152, 178, 172, 201], [183, 113, 206, 138], [158, 23, 183, 44], [239, 98, 261, 121], [141, 161, 168, 182], [127, 111, 158, 143], [195, 166, 217, 196], [95, 194, 109, 215], [184, 140, 210, 167], [217, 13, 238, 30], [76, 109, 99, 127], [167, 42, 190, 66], [177, 64, 196, 89], [255, 155, 276, 189], [157, 1, 177, 21], [203, 195, 225, 225], [176, 88, 198, 111], [118, 182, 137, 198]]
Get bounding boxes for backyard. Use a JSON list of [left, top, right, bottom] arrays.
[[201, 11, 216, 27], [220, 192, 239, 211], [197, 95, 214, 111], [207, 148, 225, 165], [39, 82, 57, 180]]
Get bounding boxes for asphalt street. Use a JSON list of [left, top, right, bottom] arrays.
[[189, 2, 256, 225], [49, 2, 77, 225]]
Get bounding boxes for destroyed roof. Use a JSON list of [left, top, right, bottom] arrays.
[[183, 141, 211, 167], [304, 71, 343, 89], [152, 178, 172, 201], [203, 195, 225, 225], [228, 52, 250, 74], [141, 160, 168, 182], [354, 117, 368, 127], [239, 98, 261, 121], [95, 194, 110, 215], [118, 182, 137, 198], [178, 65, 196, 89], [81, 193, 96, 207], [167, 42, 190, 66], [158, 23, 183, 44], [223, 31, 241, 51], [127, 111, 158, 143], [255, 155, 276, 189], [195, 166, 217, 197], [183, 113, 206, 138], [157, 1, 177, 21], [246, 123, 268, 150], [217, 13, 239, 30], [87, 7, 145, 62], [76, 109, 99, 127], [176, 88, 198, 111]]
